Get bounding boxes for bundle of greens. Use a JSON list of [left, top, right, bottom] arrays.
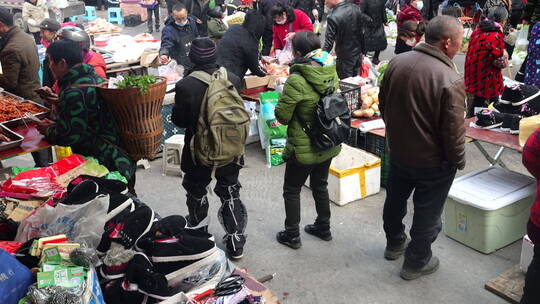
[[115, 75, 158, 94]]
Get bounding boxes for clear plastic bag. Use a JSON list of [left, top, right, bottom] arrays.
[[516, 25, 530, 51], [277, 38, 294, 65], [159, 60, 182, 83], [15, 194, 108, 248], [167, 249, 234, 296]]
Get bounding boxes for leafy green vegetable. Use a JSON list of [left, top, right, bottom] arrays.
[[115, 75, 158, 94]]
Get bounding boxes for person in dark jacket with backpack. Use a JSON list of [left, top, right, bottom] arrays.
[[275, 31, 341, 249], [159, 4, 199, 72], [172, 38, 248, 260], [217, 9, 267, 79]]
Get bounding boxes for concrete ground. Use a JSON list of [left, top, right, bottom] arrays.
[[5, 10, 529, 303]]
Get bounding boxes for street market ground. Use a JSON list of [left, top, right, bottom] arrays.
[[9, 11, 529, 303]]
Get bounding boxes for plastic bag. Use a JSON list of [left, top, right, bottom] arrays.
[[277, 38, 294, 65], [259, 92, 287, 140], [159, 60, 182, 84], [15, 194, 108, 248], [516, 25, 530, 51], [0, 248, 34, 304], [168, 249, 234, 296]]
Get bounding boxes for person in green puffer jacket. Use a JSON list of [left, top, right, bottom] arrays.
[[275, 31, 341, 249]]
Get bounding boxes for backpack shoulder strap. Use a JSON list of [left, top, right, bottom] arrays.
[[190, 71, 212, 85]]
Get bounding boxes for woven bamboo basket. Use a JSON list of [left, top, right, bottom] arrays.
[[98, 77, 167, 160]]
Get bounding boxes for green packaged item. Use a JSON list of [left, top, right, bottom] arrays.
[[266, 138, 286, 167], [18, 297, 29, 304], [259, 93, 287, 139], [41, 247, 62, 265], [260, 91, 280, 104], [37, 266, 86, 288]]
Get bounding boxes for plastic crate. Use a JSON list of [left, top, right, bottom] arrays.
[[339, 81, 361, 112], [356, 132, 389, 187]]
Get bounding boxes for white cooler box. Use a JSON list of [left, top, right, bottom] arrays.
[[326, 144, 381, 206], [444, 167, 535, 254]]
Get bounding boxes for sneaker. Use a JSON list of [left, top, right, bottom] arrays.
[[63, 180, 99, 205], [117, 205, 155, 251], [126, 253, 170, 301], [384, 239, 409, 261], [475, 109, 504, 129], [140, 232, 218, 276], [400, 256, 440, 280], [276, 230, 301, 249], [224, 232, 246, 260], [103, 278, 148, 303], [501, 113, 522, 134], [304, 224, 332, 241]]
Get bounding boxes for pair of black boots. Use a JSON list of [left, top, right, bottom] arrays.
[[276, 224, 332, 249], [148, 25, 160, 34]]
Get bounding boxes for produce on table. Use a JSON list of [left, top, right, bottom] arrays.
[[264, 63, 290, 77], [0, 94, 47, 122], [86, 18, 121, 34], [353, 87, 381, 118], [115, 75, 158, 94]]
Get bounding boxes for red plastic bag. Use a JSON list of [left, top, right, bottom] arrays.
[[0, 241, 23, 253]]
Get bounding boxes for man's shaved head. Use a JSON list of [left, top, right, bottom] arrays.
[[425, 16, 463, 44]]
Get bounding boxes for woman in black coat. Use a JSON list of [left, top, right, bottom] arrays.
[[217, 10, 267, 79], [360, 0, 388, 64]]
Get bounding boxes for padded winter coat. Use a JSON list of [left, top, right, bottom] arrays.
[[360, 0, 388, 52], [275, 55, 341, 165], [159, 16, 199, 69], [272, 9, 313, 51], [217, 11, 267, 79]]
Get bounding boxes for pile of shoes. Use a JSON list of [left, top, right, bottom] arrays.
[[475, 83, 540, 132], [57, 177, 230, 303]]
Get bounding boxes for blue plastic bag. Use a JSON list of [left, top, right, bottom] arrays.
[[0, 248, 34, 304]]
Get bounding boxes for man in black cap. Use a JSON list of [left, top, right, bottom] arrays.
[[39, 18, 60, 47], [171, 37, 248, 260]]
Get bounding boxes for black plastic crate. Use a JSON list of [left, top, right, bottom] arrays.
[[355, 132, 389, 187], [340, 81, 361, 112]]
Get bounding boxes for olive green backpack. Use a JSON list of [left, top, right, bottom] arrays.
[[189, 67, 250, 168]]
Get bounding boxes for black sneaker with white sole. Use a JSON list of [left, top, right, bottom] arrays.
[[224, 232, 246, 260], [140, 231, 218, 276], [475, 110, 504, 129], [117, 205, 155, 251], [126, 252, 171, 301], [501, 113, 523, 134], [99, 243, 136, 281], [276, 230, 301, 249]]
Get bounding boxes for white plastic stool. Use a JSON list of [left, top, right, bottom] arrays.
[[162, 134, 185, 176]]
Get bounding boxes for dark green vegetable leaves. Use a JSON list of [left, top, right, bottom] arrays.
[[116, 75, 158, 94]]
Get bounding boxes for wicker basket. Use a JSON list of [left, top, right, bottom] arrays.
[[98, 77, 167, 160]]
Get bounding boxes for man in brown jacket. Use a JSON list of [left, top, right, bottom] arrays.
[[0, 7, 41, 102], [379, 15, 465, 281]]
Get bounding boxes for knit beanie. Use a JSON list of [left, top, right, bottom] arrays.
[[189, 37, 217, 65], [0, 7, 13, 27]]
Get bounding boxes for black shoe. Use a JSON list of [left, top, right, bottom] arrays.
[[63, 180, 99, 205], [224, 232, 245, 260], [148, 27, 153, 33], [475, 109, 504, 129], [304, 224, 332, 241], [140, 231, 217, 276], [126, 252, 170, 300], [276, 230, 301, 249], [372, 57, 380, 65], [99, 242, 136, 281], [501, 113, 522, 134], [118, 205, 155, 250], [155, 26, 160, 33], [400, 256, 440, 280], [384, 239, 408, 261]]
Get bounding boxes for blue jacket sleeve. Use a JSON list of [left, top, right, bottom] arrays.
[[160, 26, 175, 56]]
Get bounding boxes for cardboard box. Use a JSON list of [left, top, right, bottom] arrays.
[[244, 76, 270, 89], [140, 50, 160, 68]]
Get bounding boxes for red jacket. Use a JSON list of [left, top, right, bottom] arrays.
[[464, 26, 505, 98], [272, 9, 313, 51], [522, 127, 540, 229], [397, 5, 423, 29], [85, 51, 107, 80]]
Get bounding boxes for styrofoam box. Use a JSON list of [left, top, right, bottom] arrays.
[[520, 235, 535, 273], [444, 167, 535, 254], [326, 144, 381, 206]]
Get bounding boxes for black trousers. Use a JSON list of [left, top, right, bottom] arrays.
[[261, 25, 273, 56], [336, 56, 362, 80], [383, 162, 456, 269], [521, 221, 540, 304], [283, 157, 333, 235], [147, 6, 160, 30]]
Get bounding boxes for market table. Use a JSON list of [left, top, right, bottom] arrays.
[[350, 117, 521, 169], [0, 124, 50, 160]]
